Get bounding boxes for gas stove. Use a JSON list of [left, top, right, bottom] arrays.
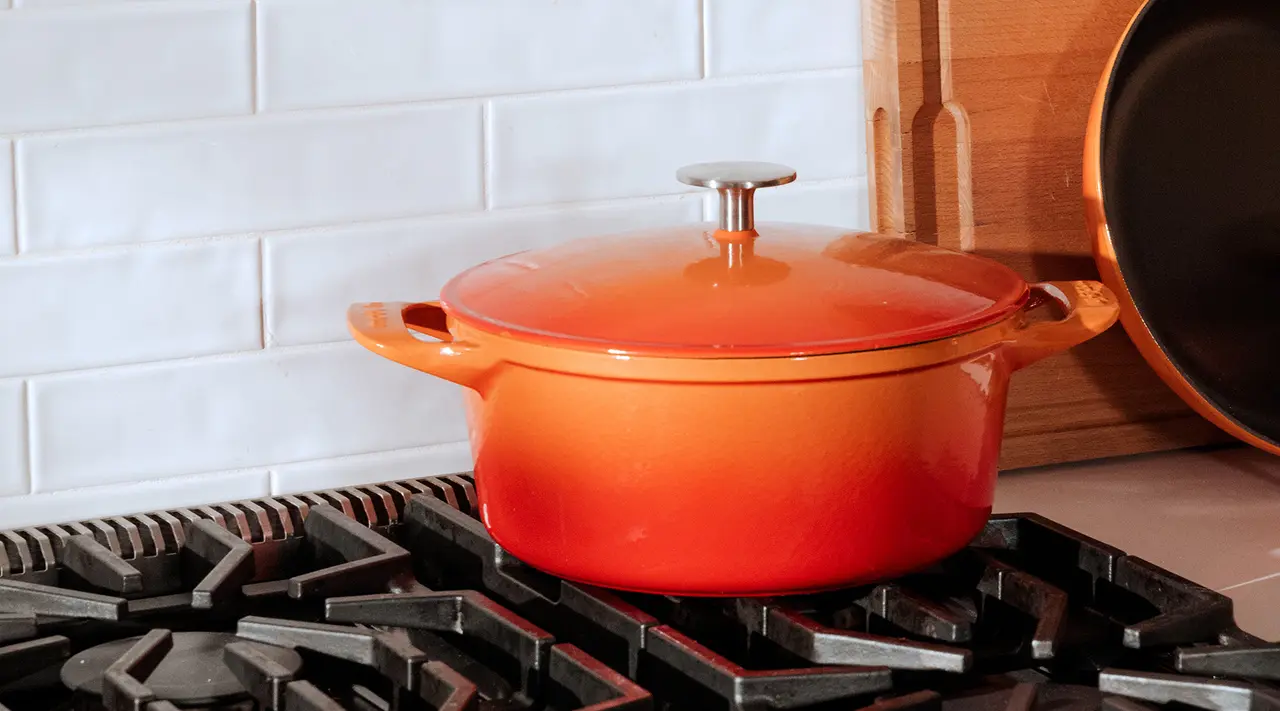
[[0, 475, 1275, 711]]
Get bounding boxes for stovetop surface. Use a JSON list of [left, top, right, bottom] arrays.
[[0, 475, 1275, 711]]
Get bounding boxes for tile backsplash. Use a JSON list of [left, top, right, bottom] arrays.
[[0, 0, 869, 527]]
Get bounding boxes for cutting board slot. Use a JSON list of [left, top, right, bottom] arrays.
[[910, 0, 973, 251], [910, 101, 973, 251]]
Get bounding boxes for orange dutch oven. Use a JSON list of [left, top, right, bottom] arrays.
[[349, 162, 1121, 597]]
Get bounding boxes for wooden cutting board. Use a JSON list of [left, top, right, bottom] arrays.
[[861, 0, 1229, 469]]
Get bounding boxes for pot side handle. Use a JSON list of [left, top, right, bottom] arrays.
[[347, 301, 493, 390], [1005, 281, 1120, 370]]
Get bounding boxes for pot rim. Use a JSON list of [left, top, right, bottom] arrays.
[[441, 283, 1032, 363], [445, 308, 1023, 383], [348, 280, 1117, 388]]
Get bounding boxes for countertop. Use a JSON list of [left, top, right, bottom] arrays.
[[996, 445, 1280, 641]]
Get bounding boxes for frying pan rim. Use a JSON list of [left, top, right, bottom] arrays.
[[1095, 0, 1280, 452]]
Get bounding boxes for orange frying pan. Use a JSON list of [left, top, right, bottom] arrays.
[[1086, 0, 1280, 456]]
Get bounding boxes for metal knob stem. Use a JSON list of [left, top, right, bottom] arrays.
[[677, 162, 797, 232]]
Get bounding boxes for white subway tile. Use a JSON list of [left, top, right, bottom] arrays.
[[0, 240, 260, 377], [264, 196, 702, 346], [0, 141, 12, 256], [706, 0, 862, 76], [258, 0, 700, 112], [0, 469, 269, 529], [270, 443, 473, 495], [17, 104, 482, 252], [490, 71, 865, 208], [751, 178, 871, 230], [0, 1, 251, 132], [0, 381, 25, 498], [31, 343, 468, 492]]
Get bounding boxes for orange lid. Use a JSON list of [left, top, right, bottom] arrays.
[[441, 162, 1029, 358]]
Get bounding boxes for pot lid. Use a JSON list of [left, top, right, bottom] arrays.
[[441, 162, 1029, 358]]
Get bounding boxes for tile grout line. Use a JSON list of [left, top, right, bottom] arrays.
[[250, 0, 260, 114], [8, 140, 17, 254], [257, 237, 268, 348], [1219, 570, 1280, 592], [22, 380, 34, 496], [699, 0, 710, 78], [481, 101, 492, 210]]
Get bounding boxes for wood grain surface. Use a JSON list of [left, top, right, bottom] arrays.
[[861, 0, 1228, 469]]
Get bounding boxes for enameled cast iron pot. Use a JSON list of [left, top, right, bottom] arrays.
[[350, 162, 1121, 596]]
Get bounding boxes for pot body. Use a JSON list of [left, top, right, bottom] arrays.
[[464, 349, 1010, 595]]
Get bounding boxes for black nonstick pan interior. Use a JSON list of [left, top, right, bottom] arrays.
[[1101, 0, 1280, 449]]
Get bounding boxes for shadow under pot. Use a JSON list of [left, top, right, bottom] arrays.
[[349, 161, 1120, 597]]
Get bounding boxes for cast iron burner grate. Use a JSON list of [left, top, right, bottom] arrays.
[[0, 474, 1272, 711]]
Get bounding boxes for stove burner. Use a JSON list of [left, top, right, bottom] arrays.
[[1178, 643, 1280, 681], [0, 473, 1271, 711], [60, 632, 304, 705], [1100, 668, 1280, 711]]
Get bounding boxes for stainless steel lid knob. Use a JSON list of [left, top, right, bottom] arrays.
[[677, 161, 797, 233]]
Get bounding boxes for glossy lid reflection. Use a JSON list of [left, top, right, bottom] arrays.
[[441, 222, 1029, 358]]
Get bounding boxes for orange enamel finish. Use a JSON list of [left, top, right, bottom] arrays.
[[1084, 5, 1280, 457], [441, 224, 1030, 358], [347, 275, 1120, 596], [465, 352, 1006, 595]]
